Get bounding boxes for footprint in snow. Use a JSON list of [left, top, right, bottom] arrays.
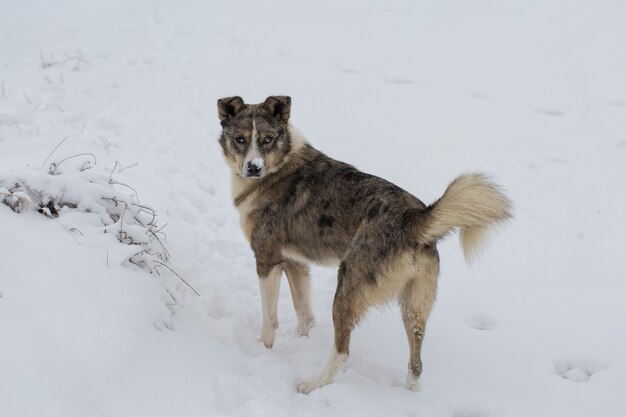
[[465, 312, 498, 331], [384, 77, 417, 85], [152, 318, 174, 331], [553, 358, 609, 382], [526, 157, 568, 170], [602, 99, 626, 107], [467, 91, 491, 100], [275, 49, 291, 58], [226, 36, 250, 46], [534, 107, 566, 117], [333, 63, 359, 74], [452, 406, 493, 417]]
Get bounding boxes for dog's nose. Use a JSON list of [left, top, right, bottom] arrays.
[[246, 162, 261, 177]]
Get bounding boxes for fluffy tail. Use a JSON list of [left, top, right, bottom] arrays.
[[420, 173, 512, 263]]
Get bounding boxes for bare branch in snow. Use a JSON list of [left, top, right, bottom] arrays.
[[108, 180, 139, 201], [54, 217, 82, 245], [49, 153, 97, 175], [154, 260, 200, 296], [98, 135, 111, 153], [119, 162, 139, 173], [42, 136, 69, 167], [109, 161, 120, 181]]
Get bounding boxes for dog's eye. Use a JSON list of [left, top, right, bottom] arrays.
[[263, 136, 274, 144], [235, 137, 246, 144]]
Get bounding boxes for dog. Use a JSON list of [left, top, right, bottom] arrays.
[[217, 95, 511, 394]]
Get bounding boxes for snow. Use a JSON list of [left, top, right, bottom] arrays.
[[1, 0, 625, 416]]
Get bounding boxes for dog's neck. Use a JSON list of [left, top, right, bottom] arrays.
[[231, 124, 308, 207], [287, 124, 308, 154]]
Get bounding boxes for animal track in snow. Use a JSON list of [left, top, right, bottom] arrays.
[[465, 313, 499, 331], [384, 77, 417, 85], [526, 157, 569, 170], [334, 63, 359, 74], [602, 99, 626, 107], [553, 358, 609, 382], [275, 49, 291, 58], [534, 107, 565, 117], [451, 405, 493, 417], [467, 91, 491, 100]]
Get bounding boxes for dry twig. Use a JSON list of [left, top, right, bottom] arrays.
[[42, 136, 69, 167]]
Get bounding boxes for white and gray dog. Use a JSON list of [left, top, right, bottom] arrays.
[[217, 95, 511, 393]]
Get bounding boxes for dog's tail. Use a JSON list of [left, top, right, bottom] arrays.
[[419, 173, 512, 263]]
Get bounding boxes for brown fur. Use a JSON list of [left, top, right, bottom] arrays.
[[217, 96, 512, 393]]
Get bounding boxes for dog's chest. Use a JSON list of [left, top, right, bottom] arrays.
[[231, 175, 255, 242], [236, 198, 254, 242]]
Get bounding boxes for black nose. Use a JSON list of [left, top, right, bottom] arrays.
[[246, 162, 261, 176]]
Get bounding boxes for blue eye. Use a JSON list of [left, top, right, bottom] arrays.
[[263, 136, 274, 144], [235, 137, 245, 144]]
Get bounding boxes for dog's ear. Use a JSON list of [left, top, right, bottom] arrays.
[[217, 96, 246, 124], [262, 96, 291, 123]]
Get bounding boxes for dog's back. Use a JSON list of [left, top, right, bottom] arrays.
[[239, 143, 429, 268]]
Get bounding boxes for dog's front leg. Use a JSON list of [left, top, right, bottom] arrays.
[[284, 259, 315, 337], [258, 263, 282, 349]]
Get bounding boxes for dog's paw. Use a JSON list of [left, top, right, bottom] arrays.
[[297, 317, 315, 337], [405, 374, 421, 391], [296, 380, 319, 395], [260, 326, 276, 349]]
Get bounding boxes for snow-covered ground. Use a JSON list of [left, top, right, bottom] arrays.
[[1, 0, 625, 416]]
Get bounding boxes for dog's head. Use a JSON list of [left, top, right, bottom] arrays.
[[218, 96, 293, 180]]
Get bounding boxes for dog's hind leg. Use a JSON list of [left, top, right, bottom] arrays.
[[297, 259, 371, 394], [398, 246, 439, 391], [284, 260, 315, 336], [258, 264, 282, 349]]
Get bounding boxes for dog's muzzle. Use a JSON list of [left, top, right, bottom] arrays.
[[246, 161, 262, 177]]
